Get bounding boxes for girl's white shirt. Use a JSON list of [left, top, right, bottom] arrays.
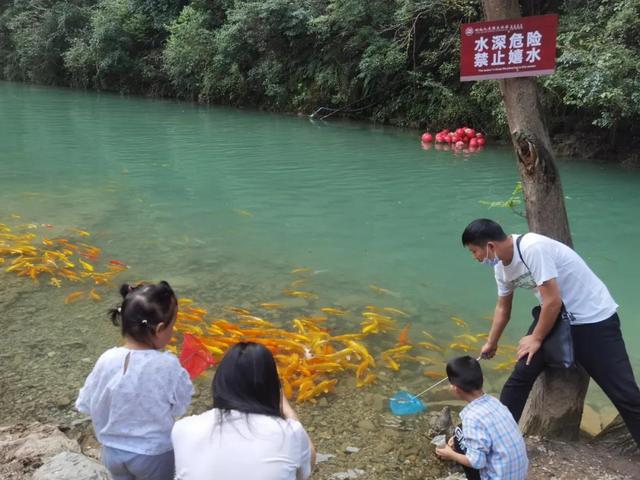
[[172, 408, 312, 480], [76, 346, 193, 455]]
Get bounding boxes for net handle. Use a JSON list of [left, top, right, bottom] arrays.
[[413, 355, 483, 399]]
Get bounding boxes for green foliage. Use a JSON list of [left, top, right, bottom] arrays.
[[1, 1, 90, 84], [542, 0, 640, 131], [164, 5, 214, 99], [0, 0, 639, 144], [63, 0, 168, 92], [480, 182, 525, 218]]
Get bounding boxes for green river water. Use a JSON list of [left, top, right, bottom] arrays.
[[1, 81, 639, 425]]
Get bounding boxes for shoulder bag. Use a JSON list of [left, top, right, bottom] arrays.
[[516, 234, 575, 369]]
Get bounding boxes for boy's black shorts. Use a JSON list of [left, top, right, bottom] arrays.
[[453, 424, 481, 480]]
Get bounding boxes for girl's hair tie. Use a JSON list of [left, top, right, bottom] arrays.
[[141, 319, 148, 326]]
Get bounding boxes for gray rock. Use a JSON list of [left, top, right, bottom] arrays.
[[7, 423, 80, 460], [436, 474, 467, 480], [33, 451, 110, 480], [592, 414, 638, 455], [371, 394, 386, 412], [357, 419, 375, 432], [344, 446, 360, 453], [430, 406, 454, 437], [329, 469, 365, 479], [316, 452, 336, 463]]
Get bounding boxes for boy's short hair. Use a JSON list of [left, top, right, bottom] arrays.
[[446, 356, 483, 392], [461, 218, 507, 247]]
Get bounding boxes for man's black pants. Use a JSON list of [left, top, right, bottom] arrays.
[[500, 312, 640, 446]]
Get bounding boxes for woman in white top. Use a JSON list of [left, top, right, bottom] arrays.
[[76, 281, 193, 480], [172, 342, 316, 480]]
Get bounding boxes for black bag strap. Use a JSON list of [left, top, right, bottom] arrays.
[[515, 233, 530, 272], [517, 233, 569, 318]]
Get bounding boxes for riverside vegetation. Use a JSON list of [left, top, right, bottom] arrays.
[[1, 0, 639, 160]]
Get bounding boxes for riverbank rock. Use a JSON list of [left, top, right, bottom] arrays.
[[32, 451, 110, 480], [0, 422, 81, 479], [592, 414, 638, 455], [430, 406, 454, 437]]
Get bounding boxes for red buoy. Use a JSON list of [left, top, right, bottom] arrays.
[[421, 132, 433, 143]]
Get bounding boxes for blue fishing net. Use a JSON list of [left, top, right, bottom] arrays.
[[389, 391, 426, 416]]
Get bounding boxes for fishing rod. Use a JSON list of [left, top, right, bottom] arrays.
[[411, 355, 484, 400]]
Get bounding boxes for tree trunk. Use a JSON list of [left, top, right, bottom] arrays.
[[481, 0, 590, 440]]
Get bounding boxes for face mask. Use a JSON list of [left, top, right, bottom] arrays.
[[482, 245, 500, 266]]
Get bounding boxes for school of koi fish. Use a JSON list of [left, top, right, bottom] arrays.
[[1, 214, 518, 404]]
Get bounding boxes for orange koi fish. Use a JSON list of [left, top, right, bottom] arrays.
[[381, 354, 400, 371], [381, 345, 413, 357], [383, 307, 409, 317], [109, 260, 129, 268], [79, 259, 94, 272], [368, 284, 393, 295], [259, 302, 284, 310], [89, 288, 102, 301], [424, 370, 447, 379], [282, 289, 318, 300], [450, 316, 469, 328], [361, 321, 379, 335], [418, 341, 444, 352], [413, 355, 438, 365], [364, 305, 385, 313], [290, 267, 312, 275], [64, 291, 85, 304], [71, 228, 91, 237], [233, 209, 254, 217], [320, 307, 347, 316], [449, 342, 474, 352], [455, 334, 479, 343], [224, 306, 252, 316], [492, 359, 517, 371], [398, 323, 411, 345], [239, 316, 274, 328], [357, 373, 377, 388], [422, 330, 435, 340]]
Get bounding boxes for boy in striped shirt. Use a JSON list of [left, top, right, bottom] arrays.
[[435, 356, 528, 480]]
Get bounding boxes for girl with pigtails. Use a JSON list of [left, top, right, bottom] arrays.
[[76, 281, 193, 480]]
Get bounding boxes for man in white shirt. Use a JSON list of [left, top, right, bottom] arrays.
[[461, 218, 640, 447]]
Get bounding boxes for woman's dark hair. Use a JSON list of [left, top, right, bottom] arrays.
[[109, 281, 177, 347], [446, 356, 483, 393], [461, 218, 507, 247], [212, 342, 282, 418]]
